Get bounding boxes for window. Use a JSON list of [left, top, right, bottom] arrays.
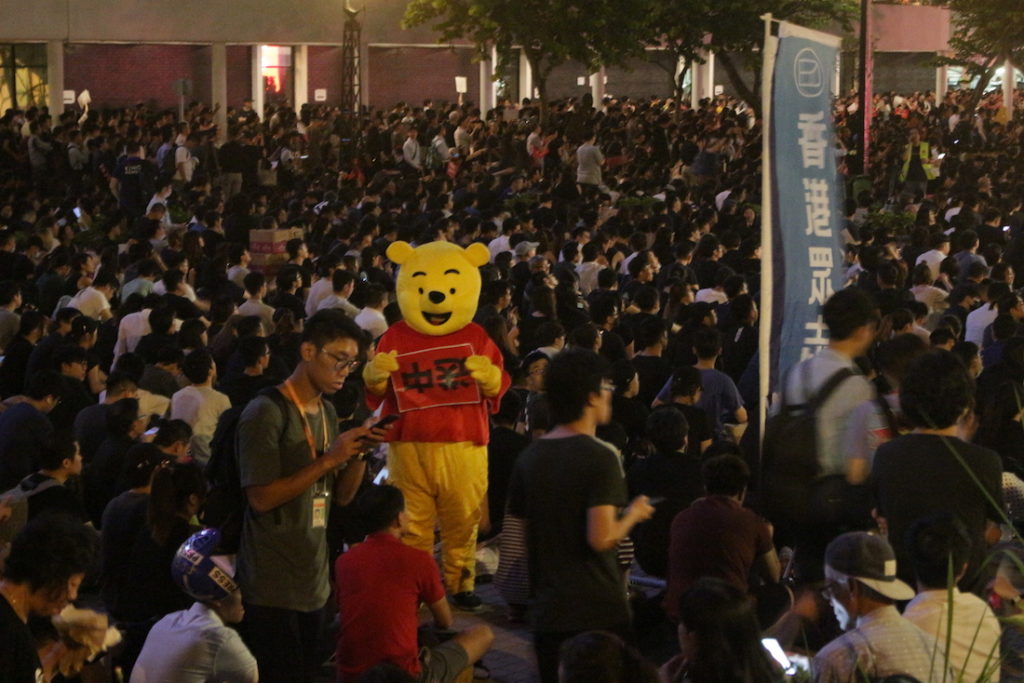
[[261, 45, 293, 107], [0, 44, 48, 112]]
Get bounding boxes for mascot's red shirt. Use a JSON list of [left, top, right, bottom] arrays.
[[367, 320, 509, 445]]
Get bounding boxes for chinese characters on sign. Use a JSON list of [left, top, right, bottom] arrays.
[[766, 23, 843, 389], [797, 111, 835, 360], [392, 343, 481, 412]]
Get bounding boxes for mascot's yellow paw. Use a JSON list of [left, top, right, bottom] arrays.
[[465, 355, 501, 397], [363, 349, 399, 392]]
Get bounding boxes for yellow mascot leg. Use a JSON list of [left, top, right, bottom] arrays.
[[388, 441, 487, 594], [433, 443, 487, 594], [386, 441, 437, 555]]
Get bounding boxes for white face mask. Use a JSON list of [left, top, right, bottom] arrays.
[[830, 596, 852, 631]]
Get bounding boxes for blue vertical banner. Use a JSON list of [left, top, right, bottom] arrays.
[[762, 20, 844, 390]]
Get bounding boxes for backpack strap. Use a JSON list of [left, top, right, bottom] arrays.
[[807, 367, 856, 411], [875, 394, 899, 437], [17, 476, 62, 498]]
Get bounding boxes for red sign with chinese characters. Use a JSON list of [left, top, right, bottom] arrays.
[[391, 343, 482, 412]]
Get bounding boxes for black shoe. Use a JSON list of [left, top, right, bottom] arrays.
[[450, 591, 484, 612]]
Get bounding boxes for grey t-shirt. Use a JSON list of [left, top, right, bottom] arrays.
[[236, 391, 339, 612], [780, 348, 875, 476]]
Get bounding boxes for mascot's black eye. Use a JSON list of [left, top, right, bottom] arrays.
[[418, 287, 424, 294], [449, 288, 456, 294]]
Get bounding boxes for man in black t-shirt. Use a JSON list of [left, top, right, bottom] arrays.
[[870, 350, 1003, 590], [16, 435, 88, 523], [113, 143, 157, 218], [506, 349, 653, 683]]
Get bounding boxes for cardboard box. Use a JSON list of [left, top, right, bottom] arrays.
[[250, 252, 288, 278], [249, 227, 304, 254]]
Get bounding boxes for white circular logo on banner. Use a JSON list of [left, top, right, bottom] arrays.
[[794, 47, 824, 98]]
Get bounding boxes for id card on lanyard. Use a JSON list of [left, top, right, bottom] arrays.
[[282, 381, 331, 529]]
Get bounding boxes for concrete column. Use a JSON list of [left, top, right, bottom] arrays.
[[690, 58, 701, 109], [479, 55, 495, 112], [1004, 58, 1014, 121], [251, 45, 265, 121], [704, 51, 715, 100], [935, 57, 948, 100], [46, 40, 64, 116], [590, 66, 606, 108], [211, 43, 228, 143], [691, 51, 715, 107], [518, 49, 533, 102], [293, 45, 308, 110]]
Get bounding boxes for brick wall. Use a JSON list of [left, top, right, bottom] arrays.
[[308, 45, 344, 106], [368, 46, 480, 109], [226, 45, 251, 109], [65, 44, 214, 110]]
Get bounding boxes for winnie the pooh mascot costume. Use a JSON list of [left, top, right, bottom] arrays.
[[363, 240, 510, 609]]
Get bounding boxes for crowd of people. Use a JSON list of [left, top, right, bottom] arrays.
[[0, 80, 1023, 683]]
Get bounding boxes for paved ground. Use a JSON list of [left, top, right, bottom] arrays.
[[451, 581, 540, 683]]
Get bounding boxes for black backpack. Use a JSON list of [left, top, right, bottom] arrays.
[[762, 366, 854, 527], [204, 385, 289, 552], [160, 143, 179, 179]]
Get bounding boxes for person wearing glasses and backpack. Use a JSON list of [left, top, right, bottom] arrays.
[[235, 310, 391, 682]]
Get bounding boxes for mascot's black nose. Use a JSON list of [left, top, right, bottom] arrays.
[[428, 290, 446, 304]]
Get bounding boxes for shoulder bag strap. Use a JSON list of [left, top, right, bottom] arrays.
[[808, 367, 856, 412]]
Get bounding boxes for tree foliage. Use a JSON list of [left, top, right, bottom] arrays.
[[940, 0, 1024, 111], [695, 0, 855, 108], [402, 0, 650, 105]]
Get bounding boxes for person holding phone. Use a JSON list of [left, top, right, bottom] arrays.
[[505, 349, 654, 683], [235, 310, 391, 682]]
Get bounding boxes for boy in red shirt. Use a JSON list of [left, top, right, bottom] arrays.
[[335, 485, 493, 682]]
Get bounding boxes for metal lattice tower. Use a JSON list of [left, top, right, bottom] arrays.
[[341, 6, 361, 115]]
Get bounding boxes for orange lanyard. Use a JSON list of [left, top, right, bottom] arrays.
[[282, 380, 328, 462]]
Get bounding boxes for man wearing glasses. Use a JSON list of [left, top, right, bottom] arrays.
[[813, 531, 948, 682], [235, 310, 391, 682]]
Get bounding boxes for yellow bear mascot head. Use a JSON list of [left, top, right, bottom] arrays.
[[388, 241, 490, 337]]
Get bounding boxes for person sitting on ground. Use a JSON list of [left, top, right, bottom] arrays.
[[84, 397, 151, 526], [100, 445, 167, 620], [0, 310, 46, 398], [139, 346, 185, 399], [628, 405, 703, 579], [354, 284, 389, 340], [661, 577, 782, 683], [903, 514, 1002, 682], [73, 370, 138, 464], [558, 630, 660, 683], [12, 434, 88, 523], [335, 485, 494, 682], [117, 461, 205, 673], [813, 531, 949, 682], [317, 269, 359, 318], [0, 369, 62, 489], [170, 349, 231, 465], [134, 306, 180, 366], [666, 454, 779, 621], [0, 515, 97, 682], [216, 335, 275, 408], [236, 271, 275, 336], [665, 367, 712, 456], [131, 528, 258, 683], [47, 344, 96, 434]]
